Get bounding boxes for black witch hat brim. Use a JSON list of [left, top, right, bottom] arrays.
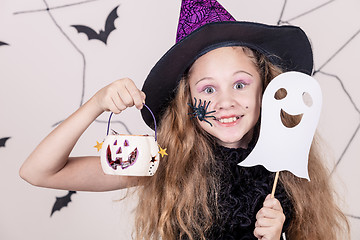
[[141, 21, 313, 129]]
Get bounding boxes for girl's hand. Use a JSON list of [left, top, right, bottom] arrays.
[[254, 194, 286, 240], [92, 78, 146, 114], [20, 77, 146, 191]]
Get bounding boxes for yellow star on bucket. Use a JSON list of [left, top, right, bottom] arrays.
[[94, 141, 103, 152], [158, 146, 168, 157]]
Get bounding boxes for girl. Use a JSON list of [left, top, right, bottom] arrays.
[[20, 1, 349, 239]]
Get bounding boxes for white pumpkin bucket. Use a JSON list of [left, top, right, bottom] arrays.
[[100, 105, 160, 176]]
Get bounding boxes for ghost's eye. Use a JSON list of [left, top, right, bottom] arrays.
[[274, 88, 287, 100], [302, 92, 313, 107]]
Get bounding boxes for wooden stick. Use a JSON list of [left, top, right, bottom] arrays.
[[271, 171, 280, 198]]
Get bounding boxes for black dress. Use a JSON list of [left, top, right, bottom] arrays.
[[204, 145, 293, 240]]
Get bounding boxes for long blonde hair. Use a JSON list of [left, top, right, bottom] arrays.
[[135, 74, 218, 240], [134, 47, 350, 239]]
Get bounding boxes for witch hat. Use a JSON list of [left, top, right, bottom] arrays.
[[141, 0, 313, 129]]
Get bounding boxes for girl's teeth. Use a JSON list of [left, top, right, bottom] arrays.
[[219, 117, 237, 123]]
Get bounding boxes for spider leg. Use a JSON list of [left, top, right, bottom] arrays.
[[204, 115, 216, 119], [203, 119, 213, 127], [205, 100, 213, 110], [203, 100, 216, 115], [203, 101, 216, 116], [188, 97, 197, 108], [203, 115, 216, 126], [188, 109, 199, 118], [205, 110, 216, 115], [198, 98, 202, 108], [188, 111, 195, 117], [204, 100, 209, 110]]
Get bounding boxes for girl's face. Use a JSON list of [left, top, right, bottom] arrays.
[[188, 46, 262, 148]]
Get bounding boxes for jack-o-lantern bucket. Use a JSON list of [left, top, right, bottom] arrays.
[[100, 105, 160, 176]]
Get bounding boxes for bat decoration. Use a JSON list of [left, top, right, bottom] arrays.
[[71, 5, 119, 44], [50, 191, 76, 217], [0, 137, 11, 148], [0, 41, 9, 46]]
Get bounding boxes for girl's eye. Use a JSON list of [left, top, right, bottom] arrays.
[[234, 82, 246, 89], [204, 87, 215, 94]]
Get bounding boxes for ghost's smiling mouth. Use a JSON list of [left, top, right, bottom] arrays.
[[280, 109, 303, 128]]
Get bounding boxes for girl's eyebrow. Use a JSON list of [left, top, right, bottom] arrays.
[[195, 77, 214, 85], [234, 70, 253, 77], [195, 70, 253, 85]]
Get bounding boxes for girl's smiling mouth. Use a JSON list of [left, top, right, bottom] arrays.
[[216, 115, 244, 124]]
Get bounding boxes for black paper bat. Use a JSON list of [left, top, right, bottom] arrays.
[[0, 137, 10, 147], [0, 41, 9, 46], [71, 5, 119, 44], [50, 191, 76, 216]]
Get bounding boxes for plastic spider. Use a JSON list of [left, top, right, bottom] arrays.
[[188, 97, 216, 126]]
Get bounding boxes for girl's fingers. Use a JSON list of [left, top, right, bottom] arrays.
[[134, 90, 146, 109], [125, 86, 143, 109], [141, 91, 146, 101], [254, 226, 269, 239], [254, 221, 282, 240], [263, 194, 283, 212], [118, 78, 145, 110], [253, 196, 286, 240], [95, 78, 146, 113], [256, 215, 281, 227], [118, 88, 135, 108], [256, 207, 284, 221], [111, 93, 126, 113], [124, 80, 146, 109]]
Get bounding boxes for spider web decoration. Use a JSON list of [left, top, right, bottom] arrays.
[[13, 0, 132, 132], [277, 0, 335, 25], [13, 0, 133, 217], [276, 0, 360, 225], [176, 0, 235, 43], [277, 0, 360, 175], [2, 0, 359, 239], [14, 0, 95, 125]]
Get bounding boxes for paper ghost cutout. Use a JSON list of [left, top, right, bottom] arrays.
[[239, 71, 322, 180]]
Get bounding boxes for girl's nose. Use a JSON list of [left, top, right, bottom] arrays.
[[216, 93, 236, 110]]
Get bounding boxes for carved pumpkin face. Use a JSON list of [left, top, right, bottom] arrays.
[[106, 139, 138, 170], [100, 135, 160, 176]]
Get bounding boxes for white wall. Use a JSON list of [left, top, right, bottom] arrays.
[[1, 0, 359, 239]]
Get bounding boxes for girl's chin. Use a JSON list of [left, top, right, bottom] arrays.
[[215, 131, 253, 149], [216, 138, 243, 148], [200, 123, 254, 148]]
